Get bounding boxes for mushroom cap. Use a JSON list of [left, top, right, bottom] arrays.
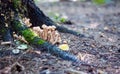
[[42, 24, 47, 29], [48, 26, 52, 30], [51, 26, 56, 31], [63, 40, 67, 44], [32, 26, 41, 31], [52, 25, 56, 29]]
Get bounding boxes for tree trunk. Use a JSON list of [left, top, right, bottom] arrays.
[[12, 0, 85, 38]]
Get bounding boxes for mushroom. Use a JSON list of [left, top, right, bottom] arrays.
[[53, 31, 61, 44], [47, 31, 52, 43], [49, 32, 54, 44], [42, 24, 48, 40], [63, 40, 67, 44], [47, 26, 52, 40], [51, 26, 56, 40], [51, 25, 56, 31], [47, 26, 52, 31], [39, 29, 43, 38]]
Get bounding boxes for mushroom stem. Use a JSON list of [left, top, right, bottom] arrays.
[[47, 31, 52, 43], [42, 24, 48, 40], [39, 29, 43, 38]]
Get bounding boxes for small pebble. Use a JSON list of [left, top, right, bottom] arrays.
[[12, 49, 20, 54]]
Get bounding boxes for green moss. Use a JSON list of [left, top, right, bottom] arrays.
[[60, 18, 66, 23], [32, 37, 45, 45], [21, 29, 45, 45], [21, 29, 37, 43]]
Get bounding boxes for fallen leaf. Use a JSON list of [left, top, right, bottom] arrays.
[[17, 44, 28, 50], [58, 44, 69, 51]]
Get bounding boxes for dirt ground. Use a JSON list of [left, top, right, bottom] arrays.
[[0, 1, 120, 74]]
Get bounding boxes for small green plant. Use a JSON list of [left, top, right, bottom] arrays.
[[48, 12, 67, 23], [59, 17, 66, 23]]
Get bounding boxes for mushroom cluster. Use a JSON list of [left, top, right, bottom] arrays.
[[22, 17, 69, 51], [32, 24, 62, 44], [22, 17, 61, 44]]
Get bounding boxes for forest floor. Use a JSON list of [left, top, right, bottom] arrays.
[[0, 1, 120, 74]]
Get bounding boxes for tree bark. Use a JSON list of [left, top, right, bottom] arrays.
[[0, 15, 13, 42]]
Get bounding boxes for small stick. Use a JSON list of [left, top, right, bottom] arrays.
[[13, 34, 28, 44], [1, 41, 12, 45]]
